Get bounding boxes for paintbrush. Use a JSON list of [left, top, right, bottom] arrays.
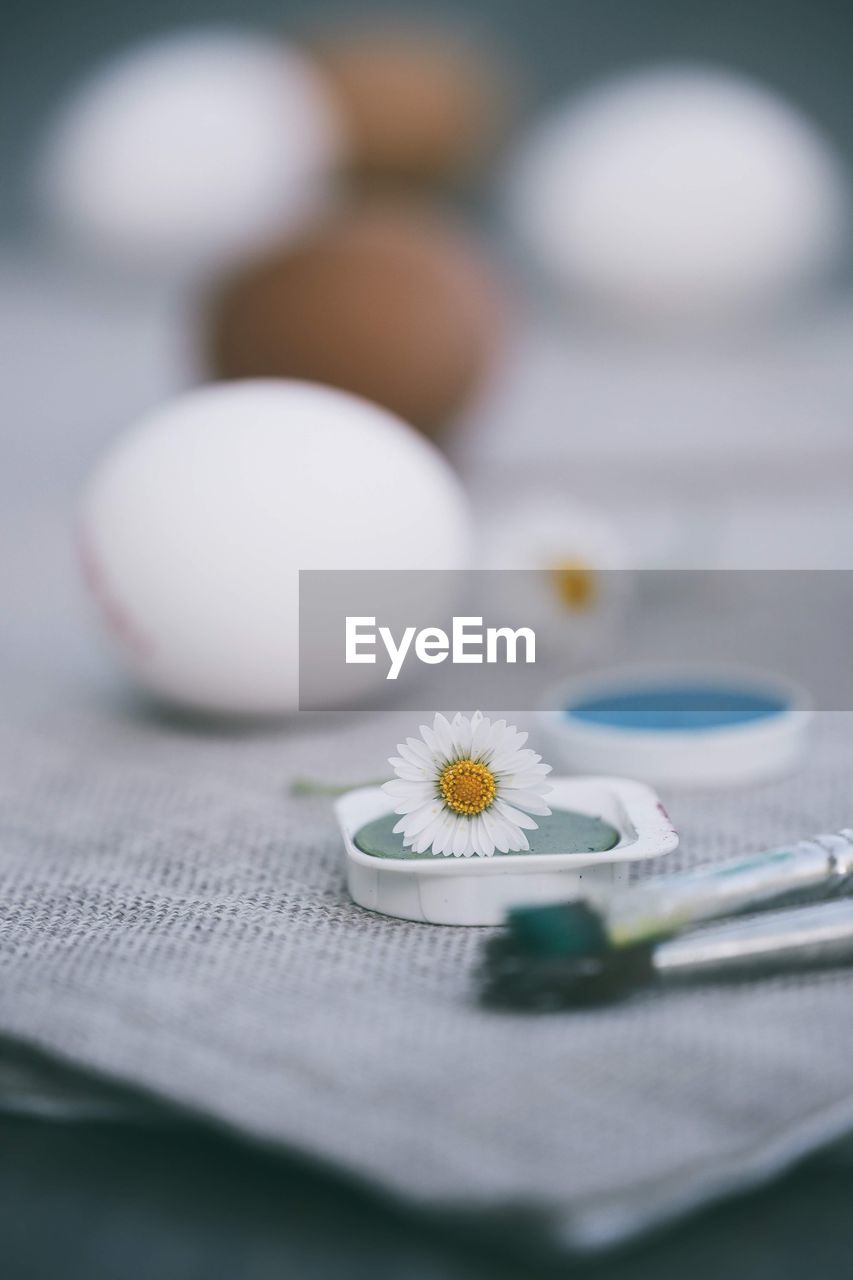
[[503, 829, 853, 963], [481, 898, 853, 1009]]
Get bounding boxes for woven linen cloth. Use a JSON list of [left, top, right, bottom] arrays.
[[5, 263, 853, 1252], [5, 506, 853, 1250]]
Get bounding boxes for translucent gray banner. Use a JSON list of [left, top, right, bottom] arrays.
[[298, 570, 853, 712]]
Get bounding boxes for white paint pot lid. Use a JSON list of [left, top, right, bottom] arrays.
[[540, 665, 811, 788]]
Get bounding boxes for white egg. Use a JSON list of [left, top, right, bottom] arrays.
[[80, 380, 471, 714], [505, 66, 847, 321], [39, 29, 344, 272]]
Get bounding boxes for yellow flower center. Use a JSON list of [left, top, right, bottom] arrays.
[[550, 560, 597, 611], [439, 759, 496, 816]]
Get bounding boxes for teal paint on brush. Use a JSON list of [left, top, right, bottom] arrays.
[[566, 685, 789, 732]]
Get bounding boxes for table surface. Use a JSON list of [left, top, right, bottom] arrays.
[[3, 1105, 852, 1280]]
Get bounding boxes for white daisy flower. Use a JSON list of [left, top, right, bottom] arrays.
[[382, 711, 553, 858]]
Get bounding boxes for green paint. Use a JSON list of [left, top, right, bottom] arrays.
[[354, 808, 620, 861]]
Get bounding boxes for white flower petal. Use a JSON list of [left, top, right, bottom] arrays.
[[451, 818, 470, 857], [393, 809, 433, 836], [383, 778, 416, 797], [488, 753, 520, 776], [493, 778, 550, 799], [396, 743, 432, 770], [432, 713, 456, 761], [391, 797, 426, 815], [383, 779, 433, 802], [480, 719, 508, 763], [470, 712, 492, 760], [468, 816, 482, 858], [411, 811, 446, 852], [434, 810, 458, 856], [430, 816, 449, 856], [495, 743, 543, 768], [393, 778, 435, 796], [499, 789, 553, 816], [481, 806, 512, 853], [387, 760, 430, 782], [489, 744, 537, 774], [445, 814, 466, 855], [500, 770, 552, 790], [490, 804, 525, 851], [494, 798, 543, 829], [451, 712, 472, 758], [405, 736, 434, 764], [471, 813, 493, 858], [490, 726, 534, 769], [396, 802, 443, 837], [523, 753, 544, 767], [393, 793, 439, 816]]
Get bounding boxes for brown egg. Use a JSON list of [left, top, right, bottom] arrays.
[[311, 28, 506, 186], [205, 206, 506, 438]]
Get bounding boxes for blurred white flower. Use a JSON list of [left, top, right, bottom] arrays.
[[479, 498, 631, 659]]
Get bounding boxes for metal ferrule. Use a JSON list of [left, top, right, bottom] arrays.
[[655, 899, 853, 980], [605, 830, 853, 949]]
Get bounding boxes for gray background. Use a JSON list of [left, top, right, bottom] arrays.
[[3, 0, 853, 229]]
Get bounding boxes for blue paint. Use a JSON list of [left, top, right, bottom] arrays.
[[566, 685, 789, 732]]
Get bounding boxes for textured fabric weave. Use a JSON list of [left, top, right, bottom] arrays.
[[4, 644, 853, 1249]]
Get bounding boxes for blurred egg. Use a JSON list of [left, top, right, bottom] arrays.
[[505, 66, 847, 321], [205, 205, 506, 438], [39, 29, 343, 272], [479, 498, 631, 661], [79, 380, 471, 714], [313, 25, 505, 185]]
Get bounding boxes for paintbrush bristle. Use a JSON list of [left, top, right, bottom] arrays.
[[480, 936, 653, 1010], [506, 899, 609, 958]]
